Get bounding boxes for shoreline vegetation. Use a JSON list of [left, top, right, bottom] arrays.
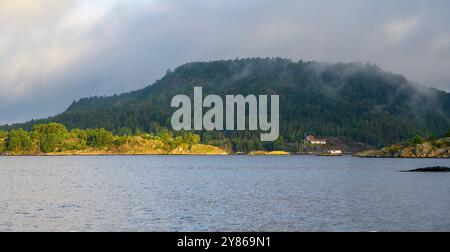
[[0, 123, 228, 156], [355, 134, 450, 158], [1, 123, 449, 157]]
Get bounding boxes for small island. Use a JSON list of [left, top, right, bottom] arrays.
[[356, 134, 450, 158], [402, 166, 450, 172]]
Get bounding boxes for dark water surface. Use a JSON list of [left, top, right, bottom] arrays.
[[0, 155, 449, 231]]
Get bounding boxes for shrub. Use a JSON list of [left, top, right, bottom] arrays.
[[411, 135, 424, 145]]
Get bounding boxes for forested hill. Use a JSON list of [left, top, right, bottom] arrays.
[[2, 58, 450, 150]]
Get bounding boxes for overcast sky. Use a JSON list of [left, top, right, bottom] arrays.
[[1, 0, 450, 124]]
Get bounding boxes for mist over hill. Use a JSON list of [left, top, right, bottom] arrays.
[[2, 58, 450, 151]]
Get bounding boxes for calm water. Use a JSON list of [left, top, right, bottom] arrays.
[[0, 155, 449, 231]]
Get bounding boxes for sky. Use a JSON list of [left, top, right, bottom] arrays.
[[1, 0, 450, 124]]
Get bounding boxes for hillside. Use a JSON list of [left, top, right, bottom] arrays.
[[2, 58, 450, 152]]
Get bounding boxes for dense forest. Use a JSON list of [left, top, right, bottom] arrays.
[[2, 58, 450, 152]]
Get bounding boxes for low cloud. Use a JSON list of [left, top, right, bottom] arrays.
[[0, 0, 450, 124]]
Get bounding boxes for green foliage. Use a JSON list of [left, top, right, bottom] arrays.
[[59, 128, 88, 151], [86, 128, 114, 147], [445, 129, 450, 137], [134, 129, 143, 136], [114, 136, 128, 146], [181, 132, 201, 145], [0, 130, 5, 153], [0, 123, 210, 154], [70, 128, 88, 140], [5, 129, 33, 153], [273, 136, 286, 150], [411, 135, 424, 145], [34, 123, 68, 153], [117, 127, 133, 136]]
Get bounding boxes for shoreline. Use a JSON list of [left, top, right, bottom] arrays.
[[0, 153, 448, 158], [354, 155, 450, 159], [0, 152, 329, 157]]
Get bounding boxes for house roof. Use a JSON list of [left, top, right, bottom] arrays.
[[306, 135, 326, 142]]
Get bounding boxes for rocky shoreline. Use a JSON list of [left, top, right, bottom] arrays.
[[355, 137, 450, 158]]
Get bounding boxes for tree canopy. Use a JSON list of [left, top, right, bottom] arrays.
[[0, 123, 204, 155]]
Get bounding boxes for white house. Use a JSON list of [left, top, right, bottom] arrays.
[[306, 135, 326, 145], [328, 150, 342, 155]]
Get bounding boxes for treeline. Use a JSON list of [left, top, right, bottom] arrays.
[[0, 123, 293, 154], [0, 123, 201, 155], [410, 129, 450, 145], [1, 123, 449, 155]]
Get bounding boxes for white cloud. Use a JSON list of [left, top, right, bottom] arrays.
[[0, 0, 113, 100], [382, 17, 421, 43]]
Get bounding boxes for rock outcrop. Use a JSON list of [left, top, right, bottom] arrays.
[[402, 166, 450, 172], [356, 137, 450, 158]]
